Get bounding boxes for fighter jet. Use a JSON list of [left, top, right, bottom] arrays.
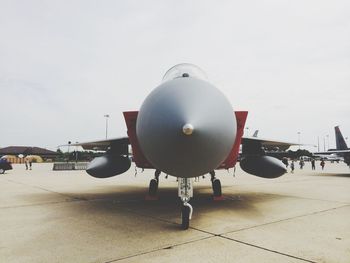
[[314, 126, 350, 166], [70, 64, 297, 229]]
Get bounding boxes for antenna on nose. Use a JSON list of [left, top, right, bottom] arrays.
[[182, 124, 194, 135]]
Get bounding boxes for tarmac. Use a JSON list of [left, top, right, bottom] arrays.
[[0, 162, 350, 263]]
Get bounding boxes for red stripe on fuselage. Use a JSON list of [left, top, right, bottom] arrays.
[[217, 111, 248, 169]]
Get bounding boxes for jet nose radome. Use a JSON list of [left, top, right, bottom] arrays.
[[136, 76, 236, 178]]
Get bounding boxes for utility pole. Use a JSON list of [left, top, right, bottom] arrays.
[[75, 142, 78, 163], [67, 141, 71, 163], [104, 114, 110, 139]]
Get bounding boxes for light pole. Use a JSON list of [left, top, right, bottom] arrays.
[[297, 132, 301, 150], [67, 141, 71, 163], [75, 142, 78, 163], [326, 134, 329, 150], [104, 114, 110, 139], [245, 127, 250, 136]]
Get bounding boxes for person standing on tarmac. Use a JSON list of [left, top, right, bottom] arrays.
[[311, 159, 316, 170], [290, 161, 295, 173]]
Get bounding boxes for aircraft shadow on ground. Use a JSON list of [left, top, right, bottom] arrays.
[[308, 173, 350, 178], [20, 184, 289, 230]]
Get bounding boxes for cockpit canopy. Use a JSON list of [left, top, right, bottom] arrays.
[[162, 63, 208, 83]]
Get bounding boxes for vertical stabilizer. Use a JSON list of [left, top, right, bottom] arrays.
[[335, 126, 348, 150]]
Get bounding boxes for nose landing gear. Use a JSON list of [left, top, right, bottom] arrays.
[[178, 178, 193, 230]]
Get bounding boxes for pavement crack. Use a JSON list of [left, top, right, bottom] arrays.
[[4, 178, 87, 201], [175, 226, 318, 263], [250, 192, 349, 205], [220, 204, 350, 236], [103, 236, 214, 263], [0, 199, 86, 209], [220, 235, 317, 263]]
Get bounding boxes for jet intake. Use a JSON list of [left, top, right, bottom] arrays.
[[240, 155, 287, 178], [86, 154, 131, 178]]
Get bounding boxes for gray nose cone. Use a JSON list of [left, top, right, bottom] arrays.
[[136, 77, 236, 178]]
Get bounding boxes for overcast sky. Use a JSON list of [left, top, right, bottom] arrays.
[[1, 0, 349, 152]]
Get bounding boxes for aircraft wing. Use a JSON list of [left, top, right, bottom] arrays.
[[314, 150, 350, 155], [241, 136, 300, 151], [63, 137, 130, 153]]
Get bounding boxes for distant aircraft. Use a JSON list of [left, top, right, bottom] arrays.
[[70, 64, 298, 229], [315, 154, 343, 163], [0, 158, 12, 174], [314, 126, 350, 166]]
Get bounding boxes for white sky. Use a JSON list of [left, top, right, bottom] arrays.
[[1, 0, 349, 151]]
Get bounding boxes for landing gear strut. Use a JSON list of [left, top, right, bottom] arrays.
[[178, 178, 193, 230], [210, 171, 222, 198], [148, 170, 161, 197]]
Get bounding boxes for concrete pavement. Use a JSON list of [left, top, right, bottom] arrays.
[[0, 162, 349, 262]]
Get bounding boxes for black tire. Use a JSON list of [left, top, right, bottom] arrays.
[[212, 179, 222, 196], [181, 205, 190, 230], [148, 179, 158, 196], [0, 169, 4, 174]]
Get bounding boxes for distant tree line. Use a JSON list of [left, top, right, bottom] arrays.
[[267, 149, 314, 160], [55, 149, 104, 162], [284, 149, 313, 159], [55, 148, 315, 163]]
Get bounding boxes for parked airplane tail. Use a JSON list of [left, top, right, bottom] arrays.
[[335, 126, 348, 150]]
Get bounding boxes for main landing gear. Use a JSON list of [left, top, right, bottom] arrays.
[[178, 178, 193, 230], [210, 171, 223, 199], [148, 170, 161, 197]]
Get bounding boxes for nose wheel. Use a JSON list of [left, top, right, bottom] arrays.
[[178, 178, 193, 230], [181, 202, 193, 230]]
